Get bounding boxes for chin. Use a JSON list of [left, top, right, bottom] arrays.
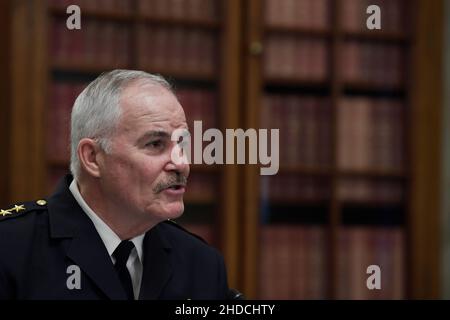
[[167, 208, 184, 220], [159, 202, 185, 220]]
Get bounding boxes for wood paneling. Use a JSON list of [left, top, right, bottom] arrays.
[[409, 0, 443, 299]]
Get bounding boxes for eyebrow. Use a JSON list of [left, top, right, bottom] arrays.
[[137, 130, 171, 144]]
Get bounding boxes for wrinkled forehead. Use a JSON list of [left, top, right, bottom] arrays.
[[118, 80, 186, 128]]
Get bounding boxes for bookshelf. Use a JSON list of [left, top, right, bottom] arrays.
[[242, 0, 441, 299], [0, 0, 443, 299]]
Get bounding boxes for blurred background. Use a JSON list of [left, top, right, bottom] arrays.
[[0, 0, 448, 299]]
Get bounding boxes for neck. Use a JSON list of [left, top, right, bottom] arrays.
[[77, 178, 157, 239]]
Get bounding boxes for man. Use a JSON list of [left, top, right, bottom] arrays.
[[0, 70, 230, 300]]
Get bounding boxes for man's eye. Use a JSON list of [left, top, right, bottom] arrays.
[[146, 140, 163, 148]]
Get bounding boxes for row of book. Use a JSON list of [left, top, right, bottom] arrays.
[[340, 41, 404, 87], [264, 37, 404, 86], [337, 226, 404, 299], [261, 175, 330, 203], [137, 0, 220, 21], [262, 94, 406, 171], [338, 97, 405, 171], [264, 36, 328, 81], [176, 88, 217, 131], [50, 18, 131, 67], [264, 0, 407, 34], [137, 26, 217, 76], [341, 0, 408, 34], [259, 225, 404, 299], [50, 19, 218, 75], [259, 225, 326, 299], [264, 0, 329, 30], [261, 174, 405, 204], [338, 178, 404, 204], [261, 95, 332, 167]]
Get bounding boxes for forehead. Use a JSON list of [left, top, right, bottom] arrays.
[[118, 80, 186, 128]]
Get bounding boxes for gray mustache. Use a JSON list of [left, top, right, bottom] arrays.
[[154, 174, 188, 193]]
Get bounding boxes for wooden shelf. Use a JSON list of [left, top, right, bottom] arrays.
[[265, 77, 330, 89], [277, 165, 332, 176], [50, 7, 221, 30], [343, 81, 406, 96], [265, 25, 331, 38], [267, 197, 330, 206], [342, 30, 410, 44], [338, 168, 408, 180], [50, 7, 133, 23], [52, 61, 132, 74], [339, 199, 405, 207]]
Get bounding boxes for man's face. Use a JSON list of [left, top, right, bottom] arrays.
[[98, 81, 190, 224]]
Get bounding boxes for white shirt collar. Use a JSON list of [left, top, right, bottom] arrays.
[[69, 179, 144, 263]]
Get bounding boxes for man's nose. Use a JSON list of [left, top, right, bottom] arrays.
[[165, 159, 190, 175], [165, 144, 190, 174]]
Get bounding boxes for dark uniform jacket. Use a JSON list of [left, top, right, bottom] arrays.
[[0, 175, 229, 300]]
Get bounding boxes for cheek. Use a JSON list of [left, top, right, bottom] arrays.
[[140, 161, 165, 183], [129, 154, 166, 181], [106, 152, 166, 188], [103, 155, 141, 189]]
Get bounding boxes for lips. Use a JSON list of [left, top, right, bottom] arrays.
[[162, 184, 186, 196]]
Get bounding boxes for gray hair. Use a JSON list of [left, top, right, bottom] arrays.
[[70, 69, 173, 179]]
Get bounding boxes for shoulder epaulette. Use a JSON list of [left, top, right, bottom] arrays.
[[163, 219, 209, 244], [0, 199, 48, 221]]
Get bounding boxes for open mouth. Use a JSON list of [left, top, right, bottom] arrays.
[[155, 177, 188, 194], [167, 184, 183, 190], [164, 182, 187, 191]]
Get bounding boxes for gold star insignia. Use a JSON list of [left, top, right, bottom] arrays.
[[0, 204, 27, 217], [0, 209, 12, 217], [12, 205, 25, 213]]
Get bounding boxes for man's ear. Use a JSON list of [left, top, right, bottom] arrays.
[[77, 138, 103, 178]]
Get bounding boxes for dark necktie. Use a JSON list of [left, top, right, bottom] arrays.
[[113, 240, 135, 300]]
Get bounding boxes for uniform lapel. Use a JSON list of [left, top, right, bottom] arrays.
[[48, 174, 127, 300], [65, 224, 127, 300], [138, 224, 173, 300]]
